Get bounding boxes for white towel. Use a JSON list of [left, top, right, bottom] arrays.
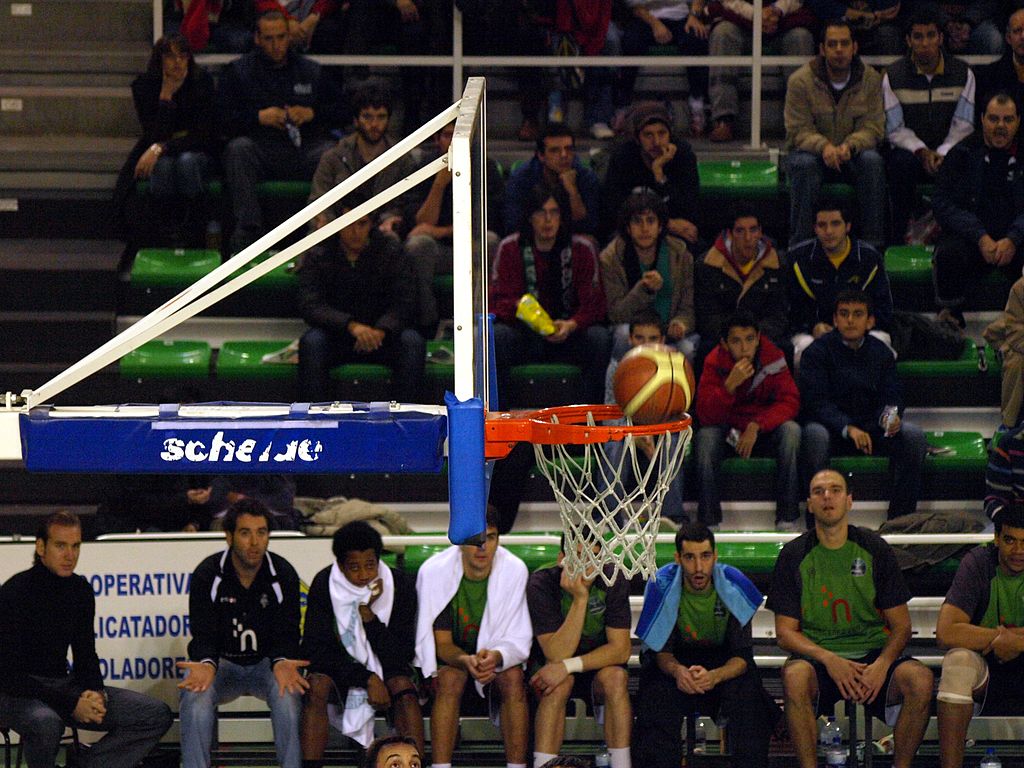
[[414, 545, 532, 696], [326, 562, 395, 747]]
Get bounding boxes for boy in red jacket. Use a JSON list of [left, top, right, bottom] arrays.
[[695, 310, 802, 530]]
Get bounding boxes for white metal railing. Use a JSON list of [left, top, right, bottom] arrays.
[[158, 4, 1001, 149]]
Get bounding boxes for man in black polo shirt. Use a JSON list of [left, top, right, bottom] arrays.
[[0, 511, 172, 768], [768, 469, 933, 768], [881, 7, 975, 239], [178, 498, 307, 768], [935, 502, 1024, 768]]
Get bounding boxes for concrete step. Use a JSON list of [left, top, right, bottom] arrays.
[[0, 85, 135, 135], [0, 43, 148, 78], [0, 0, 153, 46], [0, 310, 116, 363], [0, 135, 134, 173], [0, 238, 121, 311]]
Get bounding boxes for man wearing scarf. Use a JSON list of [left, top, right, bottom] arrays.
[[633, 522, 778, 768], [300, 521, 422, 767]]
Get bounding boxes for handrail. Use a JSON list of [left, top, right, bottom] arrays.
[[165, 2, 1001, 149]]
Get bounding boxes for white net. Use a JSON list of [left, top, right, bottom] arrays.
[[532, 411, 691, 585]]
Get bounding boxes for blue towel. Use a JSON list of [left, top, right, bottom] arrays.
[[636, 562, 763, 652]]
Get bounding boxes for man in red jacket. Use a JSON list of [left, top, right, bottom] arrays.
[[695, 310, 802, 530]]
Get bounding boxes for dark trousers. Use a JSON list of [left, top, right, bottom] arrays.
[[222, 135, 334, 253], [885, 146, 934, 241], [492, 321, 612, 409], [298, 326, 426, 403], [933, 231, 1024, 309], [0, 680, 172, 768], [620, 17, 709, 104], [801, 420, 927, 519], [634, 662, 776, 768]]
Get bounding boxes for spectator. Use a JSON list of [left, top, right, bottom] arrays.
[[707, 0, 815, 142], [934, 502, 1024, 768], [116, 34, 216, 250], [527, 541, 632, 768], [167, 0, 253, 53], [203, 475, 299, 530], [403, 121, 504, 332], [301, 522, 423, 760], [363, 736, 422, 768], [983, 274, 1024, 428], [907, 0, 1003, 55], [620, 0, 711, 136], [972, 7, 1024, 123], [177, 499, 308, 768], [504, 123, 601, 239], [96, 474, 212, 534], [784, 18, 886, 248], [633, 523, 779, 768], [799, 290, 927, 520], [297, 200, 425, 403], [806, 0, 902, 53], [603, 312, 686, 524], [490, 182, 611, 408], [931, 92, 1024, 327], [413, 509, 532, 768], [768, 469, 934, 768], [600, 191, 696, 360], [0, 512, 173, 768], [694, 204, 788, 356], [455, 0, 549, 141], [695, 311, 802, 530], [219, 10, 342, 254], [983, 419, 1024, 521], [883, 7, 975, 240], [253, 0, 342, 52], [602, 103, 701, 248], [309, 86, 416, 234], [785, 198, 894, 367]]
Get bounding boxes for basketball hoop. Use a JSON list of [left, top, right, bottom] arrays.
[[486, 405, 692, 584]]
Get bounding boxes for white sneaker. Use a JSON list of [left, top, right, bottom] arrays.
[[776, 520, 802, 532], [590, 122, 614, 140]]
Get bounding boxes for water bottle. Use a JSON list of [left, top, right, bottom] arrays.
[[285, 118, 302, 148], [980, 747, 1002, 768], [693, 714, 707, 754], [880, 404, 899, 437], [818, 716, 837, 754], [594, 746, 610, 768], [825, 738, 847, 768]]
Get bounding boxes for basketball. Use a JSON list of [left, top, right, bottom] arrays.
[[613, 343, 695, 424]]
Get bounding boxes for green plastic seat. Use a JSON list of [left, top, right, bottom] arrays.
[[647, 44, 679, 55], [399, 544, 450, 574], [820, 182, 855, 200], [897, 339, 978, 377], [505, 544, 561, 572], [135, 179, 223, 197], [329, 363, 392, 383], [923, 431, 987, 471], [655, 540, 784, 573], [227, 251, 298, 288], [256, 180, 311, 198], [425, 340, 455, 386], [131, 248, 221, 288], [719, 456, 775, 476], [510, 363, 581, 384], [217, 341, 297, 380], [698, 160, 779, 198], [120, 340, 211, 379], [885, 244, 933, 286]]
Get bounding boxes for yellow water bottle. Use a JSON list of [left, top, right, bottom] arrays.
[[516, 293, 556, 336]]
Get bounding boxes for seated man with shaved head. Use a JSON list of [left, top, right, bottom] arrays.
[[768, 469, 934, 768]]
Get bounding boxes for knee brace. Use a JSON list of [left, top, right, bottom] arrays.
[[937, 648, 987, 705]]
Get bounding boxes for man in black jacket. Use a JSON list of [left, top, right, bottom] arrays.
[[178, 499, 307, 768], [219, 10, 342, 253], [932, 91, 1024, 324], [297, 200, 425, 403], [301, 521, 423, 765], [973, 9, 1024, 125], [0, 511, 172, 768]]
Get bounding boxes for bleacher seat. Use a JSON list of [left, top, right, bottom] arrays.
[[697, 160, 778, 199], [509, 363, 583, 408], [329, 362, 393, 402], [130, 248, 220, 288], [120, 340, 211, 379], [899, 340, 999, 407]]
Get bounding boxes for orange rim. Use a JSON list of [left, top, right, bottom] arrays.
[[484, 404, 692, 459]]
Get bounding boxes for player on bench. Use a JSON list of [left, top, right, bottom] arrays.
[[527, 537, 633, 768], [936, 501, 1024, 768], [768, 469, 933, 768], [414, 506, 532, 768]]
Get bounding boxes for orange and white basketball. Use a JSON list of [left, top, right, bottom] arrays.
[[612, 343, 695, 425]]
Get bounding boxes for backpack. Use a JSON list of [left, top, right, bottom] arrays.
[[889, 310, 965, 360]]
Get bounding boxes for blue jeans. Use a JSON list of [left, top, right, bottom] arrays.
[[150, 151, 211, 200], [787, 148, 886, 248], [801, 420, 927, 519], [179, 658, 302, 768], [610, 323, 699, 363], [603, 431, 686, 523], [0, 680, 171, 768], [298, 325, 426, 403], [583, 22, 623, 127], [695, 421, 801, 525]]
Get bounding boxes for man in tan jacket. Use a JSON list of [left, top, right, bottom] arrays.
[[784, 18, 886, 249]]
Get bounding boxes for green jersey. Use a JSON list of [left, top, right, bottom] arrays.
[[435, 575, 489, 651], [676, 587, 729, 647], [945, 545, 1024, 629]]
